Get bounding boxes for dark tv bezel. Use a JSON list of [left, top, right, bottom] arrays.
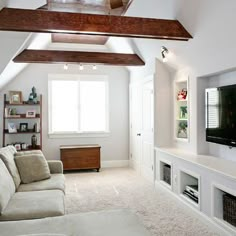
[[205, 84, 236, 147]]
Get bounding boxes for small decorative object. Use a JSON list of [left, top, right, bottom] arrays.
[[19, 123, 28, 132], [180, 106, 188, 119], [177, 88, 187, 100], [14, 143, 21, 151], [31, 134, 37, 149], [28, 87, 38, 104], [10, 108, 17, 116], [34, 122, 40, 132], [21, 143, 27, 150], [5, 107, 10, 117], [178, 121, 187, 138], [9, 91, 23, 104], [8, 123, 17, 133], [26, 110, 36, 118]]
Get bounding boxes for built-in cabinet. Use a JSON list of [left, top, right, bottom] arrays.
[[2, 94, 42, 151], [155, 147, 236, 235]]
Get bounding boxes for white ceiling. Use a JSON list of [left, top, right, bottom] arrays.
[[1, 0, 236, 89]]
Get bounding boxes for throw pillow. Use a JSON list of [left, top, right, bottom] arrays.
[[0, 146, 21, 189], [0, 159, 15, 213], [15, 154, 51, 184]]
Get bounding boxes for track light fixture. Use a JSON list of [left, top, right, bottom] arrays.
[[161, 46, 169, 63], [79, 64, 84, 71], [63, 64, 68, 70]]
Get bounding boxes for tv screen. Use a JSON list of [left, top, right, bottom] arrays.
[[205, 84, 236, 147]]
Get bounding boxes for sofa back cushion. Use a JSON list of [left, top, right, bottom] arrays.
[[0, 146, 21, 189], [15, 150, 43, 157], [15, 154, 51, 184], [0, 159, 15, 214]]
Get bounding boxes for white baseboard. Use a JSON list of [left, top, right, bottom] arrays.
[[101, 160, 129, 168], [155, 181, 231, 236]]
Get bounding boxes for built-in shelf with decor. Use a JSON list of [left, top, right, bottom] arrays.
[[179, 169, 200, 209], [159, 159, 172, 189], [2, 94, 42, 151], [174, 79, 189, 142], [212, 184, 236, 234]]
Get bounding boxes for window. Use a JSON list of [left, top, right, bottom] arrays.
[[48, 75, 109, 137], [206, 88, 219, 128]]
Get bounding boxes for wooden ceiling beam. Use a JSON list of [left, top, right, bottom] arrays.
[[13, 49, 145, 66], [0, 8, 192, 41]]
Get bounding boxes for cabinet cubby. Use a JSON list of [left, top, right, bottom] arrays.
[[179, 169, 200, 209]]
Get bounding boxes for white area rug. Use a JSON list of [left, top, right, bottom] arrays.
[[65, 168, 219, 236]]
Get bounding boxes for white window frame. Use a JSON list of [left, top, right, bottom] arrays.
[[48, 74, 110, 138]]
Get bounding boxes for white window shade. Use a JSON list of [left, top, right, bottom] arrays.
[[80, 81, 107, 132], [48, 75, 109, 137], [207, 88, 219, 129], [51, 80, 79, 132]]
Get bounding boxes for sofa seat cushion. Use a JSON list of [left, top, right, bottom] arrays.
[[0, 209, 151, 236], [0, 146, 21, 189], [0, 159, 15, 214], [0, 190, 65, 221], [17, 174, 65, 193], [15, 154, 51, 184]]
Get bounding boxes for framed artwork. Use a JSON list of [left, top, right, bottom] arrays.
[[19, 123, 28, 132], [8, 123, 17, 133], [180, 106, 188, 119], [26, 110, 36, 118], [9, 91, 23, 104]]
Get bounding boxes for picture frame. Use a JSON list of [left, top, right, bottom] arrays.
[[180, 106, 188, 119], [14, 143, 21, 151], [19, 123, 28, 132], [21, 143, 27, 150], [26, 110, 36, 118], [9, 91, 23, 104], [8, 123, 17, 133]]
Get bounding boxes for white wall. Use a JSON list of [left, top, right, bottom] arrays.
[[0, 64, 130, 164], [154, 59, 172, 147], [197, 70, 236, 162]]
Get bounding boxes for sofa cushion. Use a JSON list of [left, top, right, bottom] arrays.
[[15, 154, 51, 184], [0, 159, 15, 214], [15, 150, 43, 156], [0, 190, 65, 221], [0, 146, 21, 189], [17, 174, 65, 193], [0, 209, 151, 236]]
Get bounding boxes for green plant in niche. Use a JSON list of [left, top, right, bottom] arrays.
[[178, 121, 188, 138], [180, 106, 187, 119]]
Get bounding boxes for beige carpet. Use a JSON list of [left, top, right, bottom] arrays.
[[65, 168, 219, 236]]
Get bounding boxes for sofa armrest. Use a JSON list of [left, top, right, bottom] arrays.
[[47, 160, 63, 174]]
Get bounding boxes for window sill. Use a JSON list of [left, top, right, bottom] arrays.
[[48, 132, 110, 139]]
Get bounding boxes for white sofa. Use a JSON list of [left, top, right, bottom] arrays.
[[0, 146, 65, 221]]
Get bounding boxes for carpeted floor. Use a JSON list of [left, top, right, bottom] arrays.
[[65, 168, 219, 236]]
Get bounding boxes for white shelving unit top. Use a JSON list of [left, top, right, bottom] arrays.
[[155, 147, 236, 181]]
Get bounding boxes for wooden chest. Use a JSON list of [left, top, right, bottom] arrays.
[[60, 145, 101, 172]]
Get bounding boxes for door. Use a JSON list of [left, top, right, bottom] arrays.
[[141, 80, 154, 181], [130, 84, 142, 172]]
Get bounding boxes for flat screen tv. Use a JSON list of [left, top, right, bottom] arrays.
[[205, 84, 236, 147]]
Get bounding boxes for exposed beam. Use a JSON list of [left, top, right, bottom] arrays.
[[0, 8, 192, 41], [13, 50, 145, 66]]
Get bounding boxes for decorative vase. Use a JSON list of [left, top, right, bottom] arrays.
[[31, 135, 37, 149]]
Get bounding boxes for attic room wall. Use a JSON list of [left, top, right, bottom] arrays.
[[0, 64, 130, 165], [197, 69, 236, 162]]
